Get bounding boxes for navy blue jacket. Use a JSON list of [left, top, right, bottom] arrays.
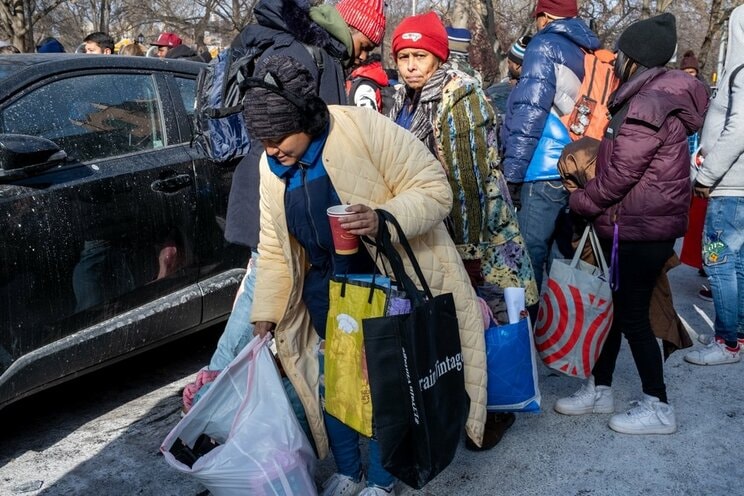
[[268, 131, 374, 337], [503, 18, 599, 183]]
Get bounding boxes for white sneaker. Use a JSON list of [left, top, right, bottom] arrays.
[[697, 334, 744, 347], [684, 338, 741, 366], [554, 376, 614, 415], [358, 485, 396, 496], [321, 473, 366, 496], [608, 395, 676, 435], [697, 333, 713, 345]]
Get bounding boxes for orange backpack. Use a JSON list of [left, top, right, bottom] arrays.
[[561, 49, 619, 141]]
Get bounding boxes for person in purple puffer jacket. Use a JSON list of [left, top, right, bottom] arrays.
[[556, 13, 709, 435]]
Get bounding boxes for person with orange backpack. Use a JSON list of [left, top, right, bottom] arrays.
[[501, 0, 600, 318]]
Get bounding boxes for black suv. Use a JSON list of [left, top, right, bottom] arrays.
[[0, 54, 250, 409]]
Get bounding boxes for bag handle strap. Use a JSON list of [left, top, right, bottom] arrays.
[[338, 264, 380, 304], [229, 335, 271, 435], [609, 223, 620, 291], [589, 225, 610, 275], [571, 224, 609, 275], [375, 209, 433, 303], [570, 224, 591, 268], [361, 235, 394, 279], [586, 224, 603, 270]]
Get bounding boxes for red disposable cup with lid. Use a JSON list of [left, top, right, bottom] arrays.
[[327, 205, 359, 255]]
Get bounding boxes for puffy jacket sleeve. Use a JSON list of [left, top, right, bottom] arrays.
[[570, 116, 663, 218], [502, 41, 556, 182], [251, 157, 292, 324], [696, 70, 744, 186], [336, 108, 454, 241]]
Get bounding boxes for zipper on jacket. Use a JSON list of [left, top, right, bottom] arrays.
[[300, 165, 333, 266]]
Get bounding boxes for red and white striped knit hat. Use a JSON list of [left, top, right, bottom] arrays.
[[335, 0, 386, 46]]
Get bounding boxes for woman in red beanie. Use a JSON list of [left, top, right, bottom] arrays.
[[388, 11, 538, 452]]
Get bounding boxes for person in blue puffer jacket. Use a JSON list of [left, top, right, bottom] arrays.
[[502, 0, 599, 312]]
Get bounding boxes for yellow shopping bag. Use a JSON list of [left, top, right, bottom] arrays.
[[325, 276, 388, 436]]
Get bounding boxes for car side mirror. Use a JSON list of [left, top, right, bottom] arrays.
[[0, 134, 67, 182]]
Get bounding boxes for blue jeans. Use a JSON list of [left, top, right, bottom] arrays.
[[517, 180, 569, 291], [193, 252, 257, 405], [703, 197, 744, 343], [208, 251, 258, 370], [319, 347, 395, 488]]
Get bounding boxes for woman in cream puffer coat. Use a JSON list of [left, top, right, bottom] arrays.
[[250, 104, 489, 459]]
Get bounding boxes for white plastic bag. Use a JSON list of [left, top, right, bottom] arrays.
[[161, 335, 317, 496]]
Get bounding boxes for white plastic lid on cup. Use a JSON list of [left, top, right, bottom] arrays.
[[327, 205, 352, 216]]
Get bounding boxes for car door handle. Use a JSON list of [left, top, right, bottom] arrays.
[[151, 174, 193, 193]]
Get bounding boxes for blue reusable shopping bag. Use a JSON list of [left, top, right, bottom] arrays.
[[485, 318, 541, 412]]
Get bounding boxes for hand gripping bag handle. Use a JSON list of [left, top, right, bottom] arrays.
[[375, 209, 433, 305], [161, 333, 271, 467]]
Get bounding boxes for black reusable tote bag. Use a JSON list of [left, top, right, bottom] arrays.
[[363, 209, 468, 489]]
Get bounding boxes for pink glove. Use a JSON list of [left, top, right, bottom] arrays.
[[182, 368, 221, 413]]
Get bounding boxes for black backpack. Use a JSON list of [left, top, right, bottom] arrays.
[[193, 41, 323, 163]]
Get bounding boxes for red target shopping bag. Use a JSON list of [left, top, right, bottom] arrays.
[[534, 225, 613, 378]]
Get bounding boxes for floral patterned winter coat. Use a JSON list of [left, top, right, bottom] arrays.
[[388, 64, 538, 304]]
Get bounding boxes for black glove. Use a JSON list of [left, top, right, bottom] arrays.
[[507, 182, 523, 211], [693, 181, 711, 199]]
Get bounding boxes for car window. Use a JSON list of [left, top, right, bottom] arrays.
[[1, 74, 164, 162], [173, 76, 196, 143], [174, 77, 196, 117]]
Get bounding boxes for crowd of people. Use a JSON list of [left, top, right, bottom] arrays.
[[184, 0, 742, 493], [5, 0, 743, 493], [0, 29, 211, 60]]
